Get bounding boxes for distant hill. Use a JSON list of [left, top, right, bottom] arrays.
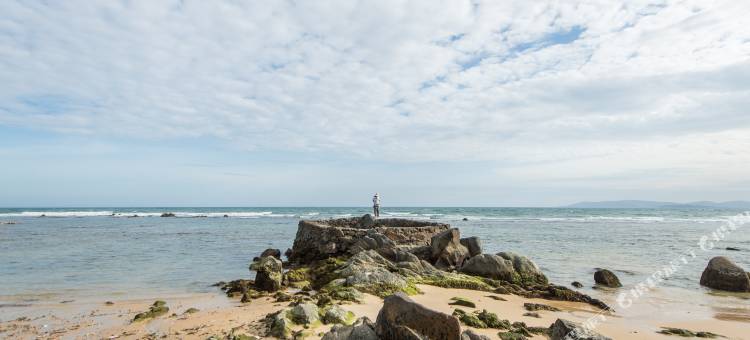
[[566, 200, 750, 209]]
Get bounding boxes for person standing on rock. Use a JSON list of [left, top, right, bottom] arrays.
[[373, 193, 381, 218]]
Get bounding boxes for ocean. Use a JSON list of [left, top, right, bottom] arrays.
[[1, 207, 749, 321]]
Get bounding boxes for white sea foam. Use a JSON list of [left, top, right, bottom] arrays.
[[0, 211, 115, 217]]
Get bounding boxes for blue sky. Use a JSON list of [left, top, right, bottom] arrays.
[[1, 1, 749, 207]]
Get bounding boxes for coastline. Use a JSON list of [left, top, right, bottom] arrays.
[[1, 285, 748, 339]]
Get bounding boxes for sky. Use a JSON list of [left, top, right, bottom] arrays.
[[1, 0, 749, 207]]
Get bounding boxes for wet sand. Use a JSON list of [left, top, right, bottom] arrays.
[[1, 284, 748, 339]]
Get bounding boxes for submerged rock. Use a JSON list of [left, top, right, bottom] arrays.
[[375, 292, 462, 340], [251, 256, 283, 292], [571, 281, 583, 288], [430, 228, 470, 270], [549, 319, 611, 340], [700, 256, 750, 292], [593, 269, 622, 288], [459, 254, 515, 281], [160, 212, 176, 217]]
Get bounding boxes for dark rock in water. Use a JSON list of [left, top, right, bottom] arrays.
[[460, 236, 482, 257], [322, 316, 379, 340], [700, 256, 750, 292], [549, 319, 611, 340], [571, 281, 583, 288], [497, 252, 548, 285], [726, 247, 740, 251], [223, 214, 229, 218], [430, 228, 470, 269], [594, 269, 622, 288], [375, 292, 462, 340], [459, 254, 515, 281], [251, 256, 283, 292], [160, 212, 176, 217], [259, 248, 281, 259], [524, 303, 560, 312], [461, 329, 491, 340], [462, 217, 469, 221]]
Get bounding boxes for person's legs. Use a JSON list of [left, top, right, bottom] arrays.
[[374, 205, 379, 218]]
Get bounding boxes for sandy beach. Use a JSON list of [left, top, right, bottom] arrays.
[[2, 283, 748, 339]]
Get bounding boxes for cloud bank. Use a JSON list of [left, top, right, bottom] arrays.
[[1, 0, 749, 205]]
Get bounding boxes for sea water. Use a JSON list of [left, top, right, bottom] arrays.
[[1, 207, 749, 319]]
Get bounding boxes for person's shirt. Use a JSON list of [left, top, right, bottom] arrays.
[[373, 195, 380, 205]]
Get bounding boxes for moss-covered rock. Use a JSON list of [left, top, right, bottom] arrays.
[[658, 327, 723, 338], [132, 301, 169, 322], [321, 305, 356, 325], [498, 331, 528, 340], [449, 297, 476, 308], [523, 302, 560, 312], [452, 308, 487, 328], [476, 309, 510, 329]]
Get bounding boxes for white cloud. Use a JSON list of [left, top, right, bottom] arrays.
[[1, 0, 749, 197]]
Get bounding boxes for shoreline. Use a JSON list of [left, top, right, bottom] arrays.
[[1, 285, 748, 339]]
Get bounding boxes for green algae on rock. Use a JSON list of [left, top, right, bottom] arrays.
[[449, 297, 477, 308], [132, 300, 169, 322]]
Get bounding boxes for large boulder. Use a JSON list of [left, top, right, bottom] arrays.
[[459, 254, 515, 282], [250, 256, 283, 292], [322, 317, 379, 340], [460, 237, 482, 257], [700, 256, 750, 292], [375, 292, 462, 340], [549, 319, 611, 340], [497, 252, 548, 284], [593, 269, 622, 288], [289, 218, 449, 264], [430, 228, 470, 270]]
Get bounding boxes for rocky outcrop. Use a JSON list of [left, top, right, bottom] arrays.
[[375, 292, 462, 340], [459, 254, 515, 281], [594, 269, 622, 288], [289, 215, 449, 264], [322, 317, 379, 340], [460, 237, 482, 257], [549, 319, 611, 340], [497, 252, 548, 285], [251, 256, 283, 292], [333, 250, 418, 297], [700, 256, 750, 292], [430, 228, 470, 270]]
